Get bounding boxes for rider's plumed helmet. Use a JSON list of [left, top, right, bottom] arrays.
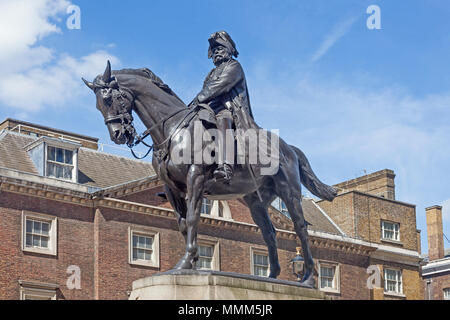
[[207, 31, 239, 59]]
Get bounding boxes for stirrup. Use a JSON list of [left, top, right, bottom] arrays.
[[214, 164, 233, 182]]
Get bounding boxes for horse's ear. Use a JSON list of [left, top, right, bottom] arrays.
[[102, 60, 112, 83], [82, 78, 95, 91]]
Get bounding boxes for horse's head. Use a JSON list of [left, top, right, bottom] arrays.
[[83, 61, 136, 146]]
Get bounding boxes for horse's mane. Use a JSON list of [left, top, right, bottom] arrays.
[[113, 68, 185, 105]]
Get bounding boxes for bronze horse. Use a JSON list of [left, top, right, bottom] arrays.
[[83, 61, 336, 287]]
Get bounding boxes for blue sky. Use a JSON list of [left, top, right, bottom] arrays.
[[0, 0, 449, 253]]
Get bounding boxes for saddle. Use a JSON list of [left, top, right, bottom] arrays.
[[194, 103, 218, 127]]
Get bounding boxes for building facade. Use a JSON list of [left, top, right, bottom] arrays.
[[0, 119, 424, 300], [421, 205, 450, 300]]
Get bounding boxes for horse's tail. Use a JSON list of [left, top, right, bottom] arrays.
[[290, 145, 337, 202]]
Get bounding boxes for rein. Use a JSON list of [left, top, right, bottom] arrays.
[[127, 105, 195, 160]]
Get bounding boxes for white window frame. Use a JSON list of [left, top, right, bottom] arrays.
[[381, 220, 400, 242], [384, 268, 403, 296], [21, 211, 57, 256], [19, 280, 58, 300], [128, 227, 160, 268], [200, 198, 213, 215], [318, 261, 340, 294], [444, 288, 450, 300], [46, 145, 75, 182], [250, 247, 270, 277], [197, 238, 220, 271]]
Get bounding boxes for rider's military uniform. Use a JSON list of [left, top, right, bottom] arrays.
[[191, 31, 255, 181]]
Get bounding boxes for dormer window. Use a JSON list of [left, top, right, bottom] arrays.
[[25, 137, 80, 183], [200, 198, 232, 219], [47, 146, 74, 180]]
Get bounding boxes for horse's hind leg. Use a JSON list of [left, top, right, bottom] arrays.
[[164, 185, 187, 244], [175, 165, 204, 270], [243, 190, 280, 278]]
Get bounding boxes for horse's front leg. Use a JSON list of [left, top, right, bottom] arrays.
[[175, 165, 204, 270]]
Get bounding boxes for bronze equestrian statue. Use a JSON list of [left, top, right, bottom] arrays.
[[83, 31, 337, 288]]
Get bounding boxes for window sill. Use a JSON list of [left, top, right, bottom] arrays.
[[384, 291, 406, 299], [380, 238, 403, 246], [129, 260, 159, 268], [22, 246, 56, 256], [320, 288, 340, 294]]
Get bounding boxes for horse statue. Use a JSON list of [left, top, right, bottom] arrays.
[[83, 61, 337, 287]]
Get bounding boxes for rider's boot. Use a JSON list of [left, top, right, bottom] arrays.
[[214, 116, 233, 182]]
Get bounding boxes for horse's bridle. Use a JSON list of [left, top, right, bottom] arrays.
[[105, 81, 195, 160]]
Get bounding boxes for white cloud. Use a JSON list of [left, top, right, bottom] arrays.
[[0, 51, 119, 111], [311, 16, 358, 63], [0, 0, 119, 112], [0, 0, 68, 68]]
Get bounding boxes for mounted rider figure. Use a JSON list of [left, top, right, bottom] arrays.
[[189, 31, 255, 182]]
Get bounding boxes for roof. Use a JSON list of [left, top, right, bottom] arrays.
[[0, 130, 155, 189], [0, 118, 98, 142], [269, 197, 344, 236], [302, 198, 345, 235]]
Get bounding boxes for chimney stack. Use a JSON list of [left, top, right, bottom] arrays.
[[426, 205, 444, 261], [333, 169, 396, 200]]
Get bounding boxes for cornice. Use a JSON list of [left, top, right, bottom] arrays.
[[0, 176, 92, 206], [99, 177, 162, 198]]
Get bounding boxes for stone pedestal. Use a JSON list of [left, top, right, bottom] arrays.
[[129, 270, 326, 300]]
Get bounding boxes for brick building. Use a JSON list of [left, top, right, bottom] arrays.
[[421, 205, 450, 300], [0, 118, 423, 299]]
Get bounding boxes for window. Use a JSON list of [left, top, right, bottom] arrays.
[[22, 211, 57, 256], [128, 228, 159, 268], [251, 249, 269, 277], [201, 198, 212, 215], [197, 244, 214, 270], [19, 281, 58, 300], [384, 268, 403, 294], [25, 219, 50, 249], [46, 146, 74, 181], [318, 262, 340, 293], [132, 234, 153, 262], [197, 239, 220, 271], [444, 288, 450, 300], [381, 221, 400, 241], [25, 137, 80, 183]]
